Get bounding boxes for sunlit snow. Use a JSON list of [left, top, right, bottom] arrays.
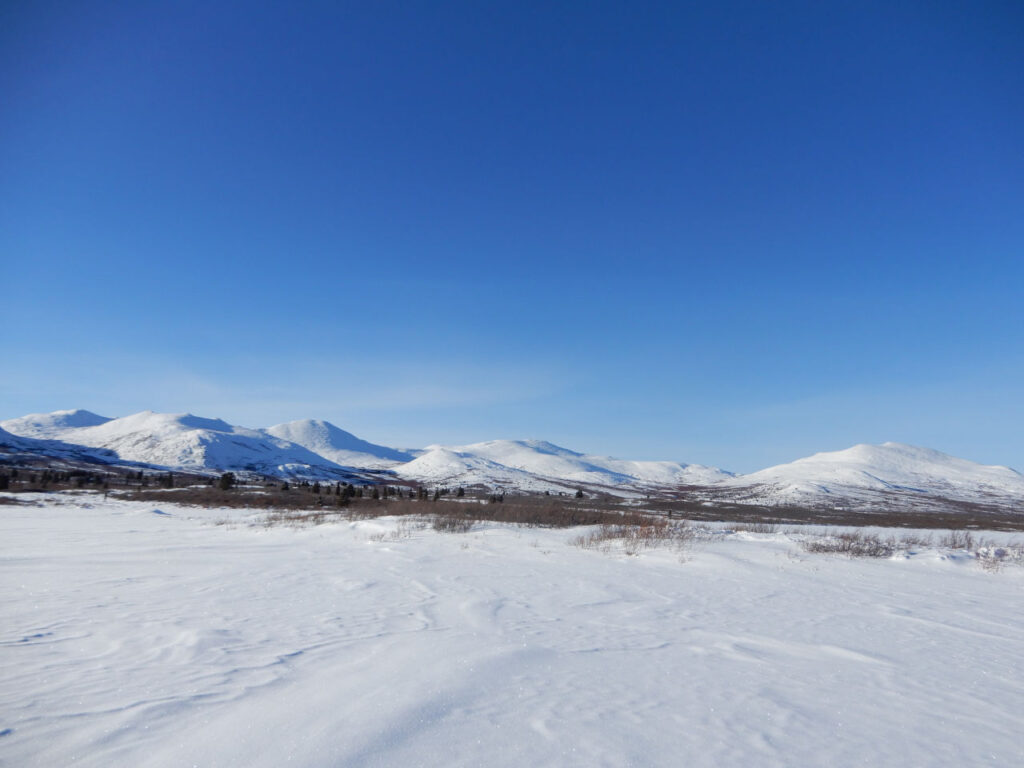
[[2, 495, 1022, 767]]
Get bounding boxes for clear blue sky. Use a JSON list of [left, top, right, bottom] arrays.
[[2, 1, 1022, 472]]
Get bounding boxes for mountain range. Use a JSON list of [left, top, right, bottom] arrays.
[[2, 409, 1023, 513]]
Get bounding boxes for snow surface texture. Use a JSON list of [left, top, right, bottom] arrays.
[[2, 496, 1022, 767]]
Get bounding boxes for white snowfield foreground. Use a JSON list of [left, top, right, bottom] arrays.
[[4, 409, 1024, 511], [2, 496, 1023, 767]]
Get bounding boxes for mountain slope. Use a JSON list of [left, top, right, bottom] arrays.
[[0, 425, 37, 452], [264, 419, 413, 469], [0, 424, 119, 464], [717, 442, 1024, 507]]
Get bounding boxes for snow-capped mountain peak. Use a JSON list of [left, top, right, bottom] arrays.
[[1, 408, 112, 439], [721, 441, 1024, 505], [264, 419, 414, 469]]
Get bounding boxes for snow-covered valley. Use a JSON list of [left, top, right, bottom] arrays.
[[2, 494, 1023, 767]]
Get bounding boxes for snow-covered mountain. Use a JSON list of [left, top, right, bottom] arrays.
[[398, 446, 568, 492], [397, 439, 732, 493], [1, 411, 371, 480], [1, 409, 733, 493], [265, 419, 414, 469], [4, 409, 1023, 512], [717, 442, 1024, 508], [1, 409, 113, 439]]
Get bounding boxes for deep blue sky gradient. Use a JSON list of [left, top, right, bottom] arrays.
[[2, 1, 1022, 471]]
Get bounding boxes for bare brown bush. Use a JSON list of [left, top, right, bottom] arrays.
[[574, 520, 695, 556], [802, 531, 897, 558], [432, 514, 476, 533], [0, 496, 31, 506], [799, 529, 1024, 571], [941, 530, 975, 550], [732, 522, 779, 534]]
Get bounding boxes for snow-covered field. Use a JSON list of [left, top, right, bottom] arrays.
[[2, 495, 1023, 767]]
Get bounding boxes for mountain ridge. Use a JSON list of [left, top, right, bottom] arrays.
[[3, 409, 1022, 512]]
